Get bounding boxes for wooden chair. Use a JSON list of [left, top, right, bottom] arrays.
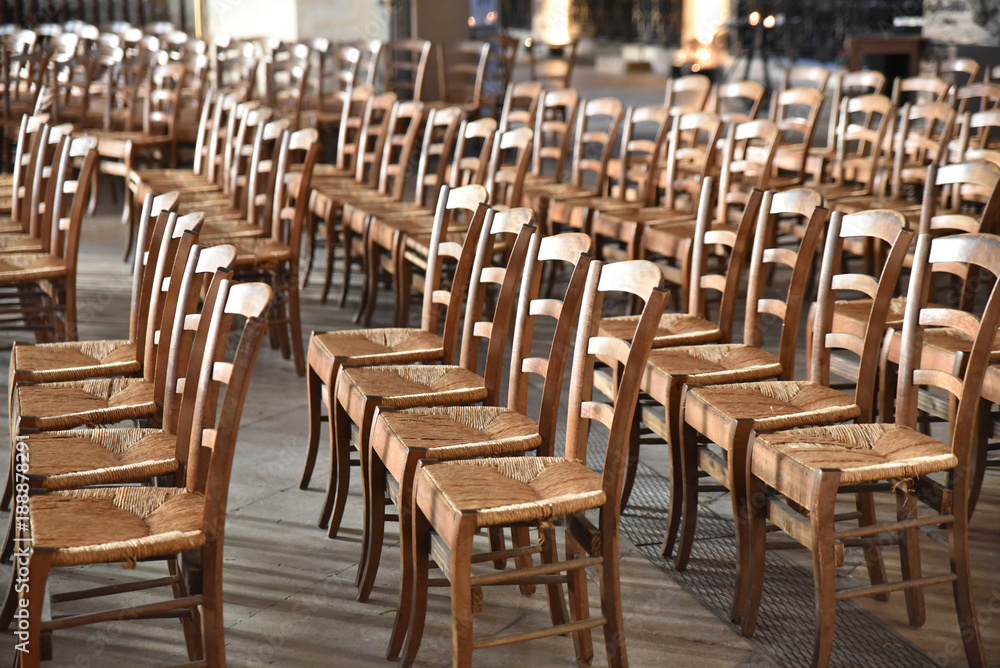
[[948, 84, 1000, 161], [0, 136, 97, 343], [485, 125, 534, 209], [707, 79, 765, 124], [398, 258, 669, 667], [384, 38, 431, 101], [805, 70, 887, 181], [497, 80, 542, 131], [526, 37, 578, 89], [676, 207, 911, 624], [369, 231, 593, 658], [742, 232, 999, 667], [891, 75, 952, 105], [301, 185, 489, 491], [808, 94, 895, 199], [935, 56, 981, 89], [264, 41, 311, 129], [7, 191, 179, 393], [769, 86, 826, 187], [206, 126, 321, 376], [434, 40, 490, 117], [522, 96, 625, 236], [299, 41, 360, 134], [959, 108, 1000, 162], [781, 64, 831, 92], [481, 33, 519, 119], [664, 73, 711, 116], [524, 88, 580, 189], [322, 208, 535, 540], [0, 280, 271, 668]]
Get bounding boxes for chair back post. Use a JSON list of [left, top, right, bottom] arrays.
[[809, 209, 914, 421], [449, 116, 496, 187], [129, 191, 180, 343], [507, 232, 593, 454], [52, 136, 98, 276], [414, 106, 462, 206], [742, 188, 827, 377], [486, 126, 533, 207], [458, 208, 536, 403], [564, 259, 669, 508]]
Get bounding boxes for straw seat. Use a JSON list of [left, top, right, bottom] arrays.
[[338, 364, 488, 413], [9, 339, 140, 383], [15, 376, 157, 431]]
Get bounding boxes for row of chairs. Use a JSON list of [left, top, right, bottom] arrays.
[[1, 194, 273, 666], [298, 161, 999, 665]]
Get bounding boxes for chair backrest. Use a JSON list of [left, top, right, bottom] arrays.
[[43, 134, 97, 265], [660, 110, 723, 207], [830, 94, 895, 193], [565, 258, 669, 508], [742, 188, 827, 377], [508, 232, 593, 454], [686, 177, 764, 342], [5, 114, 47, 228], [960, 109, 1000, 167], [354, 91, 398, 187], [935, 57, 981, 89], [129, 191, 180, 346], [264, 41, 310, 128], [373, 100, 424, 200], [482, 33, 519, 118], [810, 209, 913, 421], [531, 88, 580, 179], [334, 83, 373, 173], [889, 101, 956, 197], [384, 38, 430, 101], [527, 37, 577, 89], [450, 116, 496, 187], [892, 76, 952, 105], [355, 38, 383, 88], [485, 126, 533, 208], [895, 233, 1000, 476], [142, 61, 184, 138], [664, 74, 711, 115], [498, 80, 541, 132], [242, 117, 290, 227], [919, 161, 1000, 236], [315, 42, 360, 112], [156, 242, 237, 421], [953, 83, 1000, 116], [437, 40, 490, 113], [458, 207, 536, 403], [420, 184, 491, 363], [782, 64, 830, 92], [568, 97, 625, 191], [769, 86, 826, 183], [413, 106, 462, 207], [717, 119, 780, 222], [267, 127, 321, 254], [610, 103, 670, 205], [708, 79, 765, 124], [177, 280, 272, 535]]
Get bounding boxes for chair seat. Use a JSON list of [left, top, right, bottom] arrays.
[[600, 313, 722, 348], [417, 456, 605, 530], [199, 219, 265, 239], [225, 238, 291, 265], [337, 364, 487, 415], [11, 339, 140, 384], [16, 377, 156, 431], [643, 344, 783, 403], [308, 328, 445, 381], [830, 297, 908, 338], [373, 406, 541, 481], [684, 380, 861, 443], [25, 426, 177, 490], [0, 232, 43, 252], [30, 486, 205, 568], [752, 423, 956, 507], [0, 253, 67, 280]]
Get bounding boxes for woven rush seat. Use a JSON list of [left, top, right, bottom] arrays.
[[0, 232, 43, 252], [751, 423, 957, 498], [600, 312, 722, 348], [418, 456, 605, 528], [29, 486, 206, 568], [15, 376, 157, 431], [684, 380, 862, 435], [643, 344, 783, 395], [10, 339, 140, 385], [0, 252, 70, 279], [337, 364, 488, 415], [308, 328, 444, 380], [828, 296, 908, 338], [22, 427, 177, 490], [373, 406, 541, 477]]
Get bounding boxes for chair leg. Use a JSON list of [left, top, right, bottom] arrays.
[[200, 541, 227, 667], [619, 407, 642, 511], [359, 216, 379, 326], [950, 467, 986, 665], [387, 458, 419, 661], [338, 212, 353, 308], [18, 551, 52, 668], [741, 472, 768, 636], [809, 475, 840, 668], [169, 556, 203, 661], [320, 396, 351, 533], [352, 401, 377, 565], [301, 362, 325, 490], [394, 235, 413, 328], [895, 485, 926, 628], [538, 524, 567, 626], [358, 440, 387, 602], [450, 524, 476, 667], [598, 511, 628, 668], [400, 508, 432, 667], [674, 420, 702, 570], [661, 380, 684, 558], [63, 276, 77, 342], [728, 423, 755, 625], [855, 492, 888, 601], [565, 531, 594, 666], [286, 266, 306, 376]]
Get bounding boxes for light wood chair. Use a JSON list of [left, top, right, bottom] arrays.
[[891, 75, 952, 105], [664, 73, 711, 116], [264, 41, 311, 129], [527, 37, 578, 89], [781, 64, 831, 92], [678, 207, 912, 624], [742, 232, 999, 668], [707, 79, 765, 124], [0, 280, 272, 668], [384, 38, 431, 101], [497, 80, 542, 131], [935, 56, 981, 89], [398, 257, 669, 667], [434, 40, 490, 118], [481, 33, 519, 119], [769, 86, 826, 187], [299, 41, 360, 133], [323, 208, 535, 540], [809, 94, 895, 201], [300, 185, 489, 493], [524, 88, 580, 189], [369, 231, 593, 659]]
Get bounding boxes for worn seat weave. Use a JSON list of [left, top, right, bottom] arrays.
[[373, 406, 541, 479], [15, 377, 156, 431], [601, 313, 722, 348], [308, 329, 445, 383], [643, 344, 783, 400], [686, 381, 862, 434], [752, 423, 957, 505], [22, 427, 177, 490], [419, 456, 605, 528], [338, 364, 487, 416], [0, 253, 70, 280], [29, 486, 206, 568], [10, 339, 140, 385]]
